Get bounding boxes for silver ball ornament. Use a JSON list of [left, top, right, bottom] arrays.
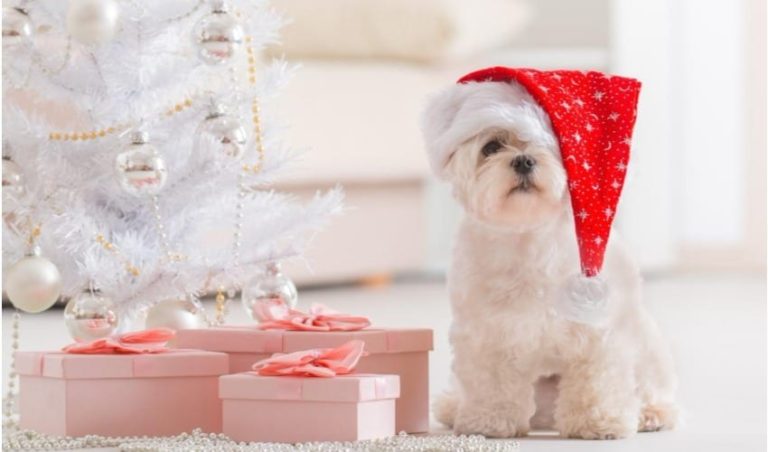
[[241, 262, 298, 322], [64, 290, 119, 342], [2, 7, 33, 49], [66, 0, 119, 46], [192, 2, 244, 65], [3, 157, 25, 214], [4, 248, 62, 314], [198, 104, 247, 159], [115, 131, 167, 196], [145, 297, 207, 331]]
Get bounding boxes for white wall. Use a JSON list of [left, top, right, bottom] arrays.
[[611, 0, 677, 272], [612, 0, 762, 272], [674, 0, 745, 244]]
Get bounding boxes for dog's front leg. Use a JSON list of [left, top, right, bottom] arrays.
[[451, 330, 536, 438], [554, 335, 640, 440]]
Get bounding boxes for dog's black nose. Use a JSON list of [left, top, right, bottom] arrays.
[[511, 155, 536, 175]]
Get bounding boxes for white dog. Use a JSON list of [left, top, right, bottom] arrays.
[[422, 69, 678, 440]]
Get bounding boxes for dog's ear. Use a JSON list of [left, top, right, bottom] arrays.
[[421, 85, 472, 179], [422, 81, 561, 180]]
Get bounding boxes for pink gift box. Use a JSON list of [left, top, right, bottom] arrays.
[[220, 373, 400, 443], [176, 327, 432, 433], [16, 350, 229, 437]]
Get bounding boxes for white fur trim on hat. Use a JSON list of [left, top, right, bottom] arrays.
[[421, 81, 557, 179]]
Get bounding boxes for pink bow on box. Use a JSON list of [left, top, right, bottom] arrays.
[[62, 328, 175, 354], [251, 339, 366, 378], [255, 302, 371, 332]]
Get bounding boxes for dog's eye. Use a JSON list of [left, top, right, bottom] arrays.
[[481, 140, 503, 157]]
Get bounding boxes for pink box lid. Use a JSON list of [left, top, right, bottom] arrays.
[[15, 349, 229, 379], [219, 373, 400, 402], [176, 327, 433, 354]]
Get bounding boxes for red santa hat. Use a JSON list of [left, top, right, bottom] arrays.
[[424, 67, 641, 307]]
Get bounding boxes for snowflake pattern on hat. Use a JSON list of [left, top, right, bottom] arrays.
[[458, 67, 641, 278]]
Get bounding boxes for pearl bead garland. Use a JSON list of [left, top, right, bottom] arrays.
[[227, 62, 246, 269], [2, 427, 521, 451], [3, 312, 20, 433], [164, 97, 194, 117], [49, 125, 122, 141], [241, 37, 266, 175], [211, 32, 269, 325], [95, 234, 140, 276], [48, 96, 195, 142], [215, 285, 228, 325], [150, 195, 185, 263], [162, 0, 205, 24]]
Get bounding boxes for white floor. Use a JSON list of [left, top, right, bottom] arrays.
[[2, 274, 766, 452]]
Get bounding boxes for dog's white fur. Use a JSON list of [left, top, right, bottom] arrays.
[[423, 81, 678, 440]]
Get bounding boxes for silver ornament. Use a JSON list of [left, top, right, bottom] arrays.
[[192, 1, 244, 65], [2, 156, 25, 214], [64, 289, 119, 342], [2, 7, 32, 49], [145, 296, 207, 331], [115, 131, 167, 196], [241, 262, 298, 322], [66, 0, 119, 46], [197, 103, 247, 159], [4, 247, 62, 314]]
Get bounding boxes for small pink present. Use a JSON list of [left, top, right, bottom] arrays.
[[220, 341, 400, 443], [16, 344, 229, 437], [176, 311, 432, 433]]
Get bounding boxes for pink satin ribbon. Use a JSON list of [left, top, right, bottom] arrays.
[[62, 328, 175, 354], [251, 339, 366, 377], [255, 302, 371, 332]]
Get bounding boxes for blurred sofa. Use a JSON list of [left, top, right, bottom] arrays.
[[270, 0, 531, 284]]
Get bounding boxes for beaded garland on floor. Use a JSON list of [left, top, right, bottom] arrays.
[[2, 428, 520, 451]]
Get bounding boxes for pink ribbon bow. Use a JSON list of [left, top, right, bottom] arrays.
[[255, 302, 371, 332], [251, 339, 366, 377], [62, 328, 176, 354]]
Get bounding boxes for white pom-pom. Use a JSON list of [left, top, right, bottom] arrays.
[[556, 273, 610, 327]]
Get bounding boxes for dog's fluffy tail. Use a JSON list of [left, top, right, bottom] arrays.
[[433, 390, 459, 428]]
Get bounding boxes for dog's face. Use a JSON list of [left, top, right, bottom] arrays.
[[423, 81, 568, 232], [445, 123, 567, 232]]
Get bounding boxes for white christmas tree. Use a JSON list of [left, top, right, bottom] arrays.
[[2, 0, 341, 333]]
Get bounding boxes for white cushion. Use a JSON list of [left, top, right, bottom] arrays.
[[269, 0, 531, 63], [274, 60, 440, 185]]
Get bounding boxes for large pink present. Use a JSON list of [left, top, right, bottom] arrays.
[[176, 327, 433, 433], [220, 373, 400, 443], [16, 349, 228, 437]]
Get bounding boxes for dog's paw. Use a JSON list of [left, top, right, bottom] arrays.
[[433, 391, 459, 428], [638, 402, 678, 432], [559, 411, 636, 440], [453, 404, 529, 438]]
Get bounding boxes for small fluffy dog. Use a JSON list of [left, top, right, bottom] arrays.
[[422, 68, 678, 440]]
